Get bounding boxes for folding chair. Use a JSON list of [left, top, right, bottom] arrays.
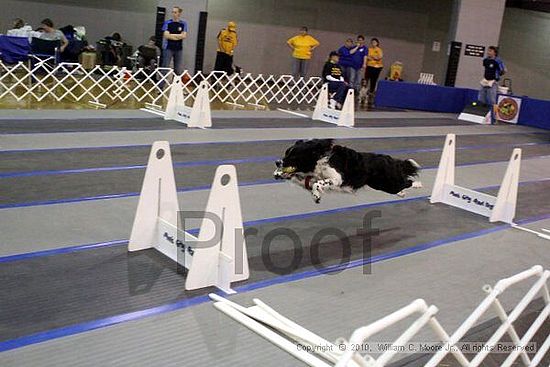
[[30, 37, 60, 71], [0, 35, 31, 64]]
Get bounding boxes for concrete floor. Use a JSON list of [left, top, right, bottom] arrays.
[[0, 110, 548, 366]]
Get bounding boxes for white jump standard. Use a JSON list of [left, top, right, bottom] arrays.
[[128, 141, 249, 293], [141, 78, 212, 128], [312, 83, 355, 127], [430, 133, 521, 224]]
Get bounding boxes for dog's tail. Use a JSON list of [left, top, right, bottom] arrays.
[[403, 159, 421, 177]]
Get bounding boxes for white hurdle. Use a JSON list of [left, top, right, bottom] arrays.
[[430, 134, 521, 224], [128, 141, 249, 294], [142, 78, 212, 128], [311, 83, 355, 127]]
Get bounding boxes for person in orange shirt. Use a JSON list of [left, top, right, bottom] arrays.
[[365, 37, 384, 96], [214, 21, 238, 75], [287, 26, 320, 78]]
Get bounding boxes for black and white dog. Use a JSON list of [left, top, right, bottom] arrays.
[[273, 139, 422, 203]]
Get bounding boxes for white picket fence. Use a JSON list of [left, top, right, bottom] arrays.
[[0, 60, 323, 108]]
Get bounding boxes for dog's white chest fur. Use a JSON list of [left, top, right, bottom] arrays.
[[313, 157, 343, 186]]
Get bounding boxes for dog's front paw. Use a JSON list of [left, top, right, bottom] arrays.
[[312, 191, 321, 204], [412, 181, 423, 189]]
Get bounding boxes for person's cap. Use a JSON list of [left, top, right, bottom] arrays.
[[329, 51, 340, 57], [228, 21, 237, 30]]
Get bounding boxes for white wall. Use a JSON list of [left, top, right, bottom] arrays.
[[0, 0, 157, 49], [203, 0, 452, 82], [451, 0, 506, 89], [499, 8, 550, 99]]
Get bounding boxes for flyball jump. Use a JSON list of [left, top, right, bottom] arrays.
[[128, 141, 249, 294]]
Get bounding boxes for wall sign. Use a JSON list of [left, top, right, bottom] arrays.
[[464, 44, 485, 57]]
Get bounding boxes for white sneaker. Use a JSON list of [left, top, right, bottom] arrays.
[[329, 99, 337, 109]]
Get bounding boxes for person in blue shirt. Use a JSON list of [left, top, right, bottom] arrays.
[[479, 46, 506, 107], [338, 39, 356, 83], [338, 36, 367, 93], [161, 6, 188, 76]]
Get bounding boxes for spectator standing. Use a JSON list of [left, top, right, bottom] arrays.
[[338, 38, 357, 83], [351, 35, 368, 92], [479, 46, 506, 107], [162, 6, 187, 75], [214, 21, 238, 76], [38, 18, 68, 52], [479, 46, 506, 124], [365, 37, 383, 96], [287, 26, 319, 79], [322, 51, 352, 109]]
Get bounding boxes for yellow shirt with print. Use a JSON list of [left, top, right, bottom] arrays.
[[217, 29, 238, 55], [287, 35, 320, 60], [367, 47, 383, 68]]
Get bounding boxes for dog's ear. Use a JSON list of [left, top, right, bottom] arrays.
[[295, 139, 304, 145]]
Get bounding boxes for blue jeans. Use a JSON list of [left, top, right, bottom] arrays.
[[347, 67, 361, 91], [478, 82, 498, 106], [162, 48, 184, 75], [327, 81, 351, 104], [292, 58, 309, 78], [479, 82, 498, 123], [342, 66, 361, 90]]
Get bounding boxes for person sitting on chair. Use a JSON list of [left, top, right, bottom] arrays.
[[138, 36, 161, 68], [38, 18, 68, 53], [322, 51, 352, 110]]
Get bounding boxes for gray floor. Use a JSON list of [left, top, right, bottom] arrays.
[[0, 110, 548, 367], [1, 219, 549, 367], [0, 117, 475, 134]]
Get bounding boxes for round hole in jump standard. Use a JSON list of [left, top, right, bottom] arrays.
[[156, 149, 165, 160], [221, 174, 231, 186]]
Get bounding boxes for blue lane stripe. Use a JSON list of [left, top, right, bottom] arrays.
[[0, 240, 128, 264], [0, 178, 276, 210], [1, 154, 549, 211], [1, 211, 549, 353], [1, 177, 549, 264], [1, 131, 547, 154], [0, 156, 279, 179], [1, 141, 548, 179]]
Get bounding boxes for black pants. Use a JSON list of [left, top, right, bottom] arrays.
[[366, 66, 383, 93], [214, 52, 234, 75]]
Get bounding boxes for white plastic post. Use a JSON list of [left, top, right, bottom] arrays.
[[338, 88, 355, 127], [187, 80, 212, 128], [312, 83, 329, 121], [164, 77, 184, 121], [186, 165, 249, 293], [430, 134, 455, 203], [129, 141, 179, 252], [163, 78, 211, 128], [490, 148, 521, 223]]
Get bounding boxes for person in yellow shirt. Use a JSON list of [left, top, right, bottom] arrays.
[[214, 21, 238, 75], [365, 37, 384, 98], [287, 26, 320, 78]]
